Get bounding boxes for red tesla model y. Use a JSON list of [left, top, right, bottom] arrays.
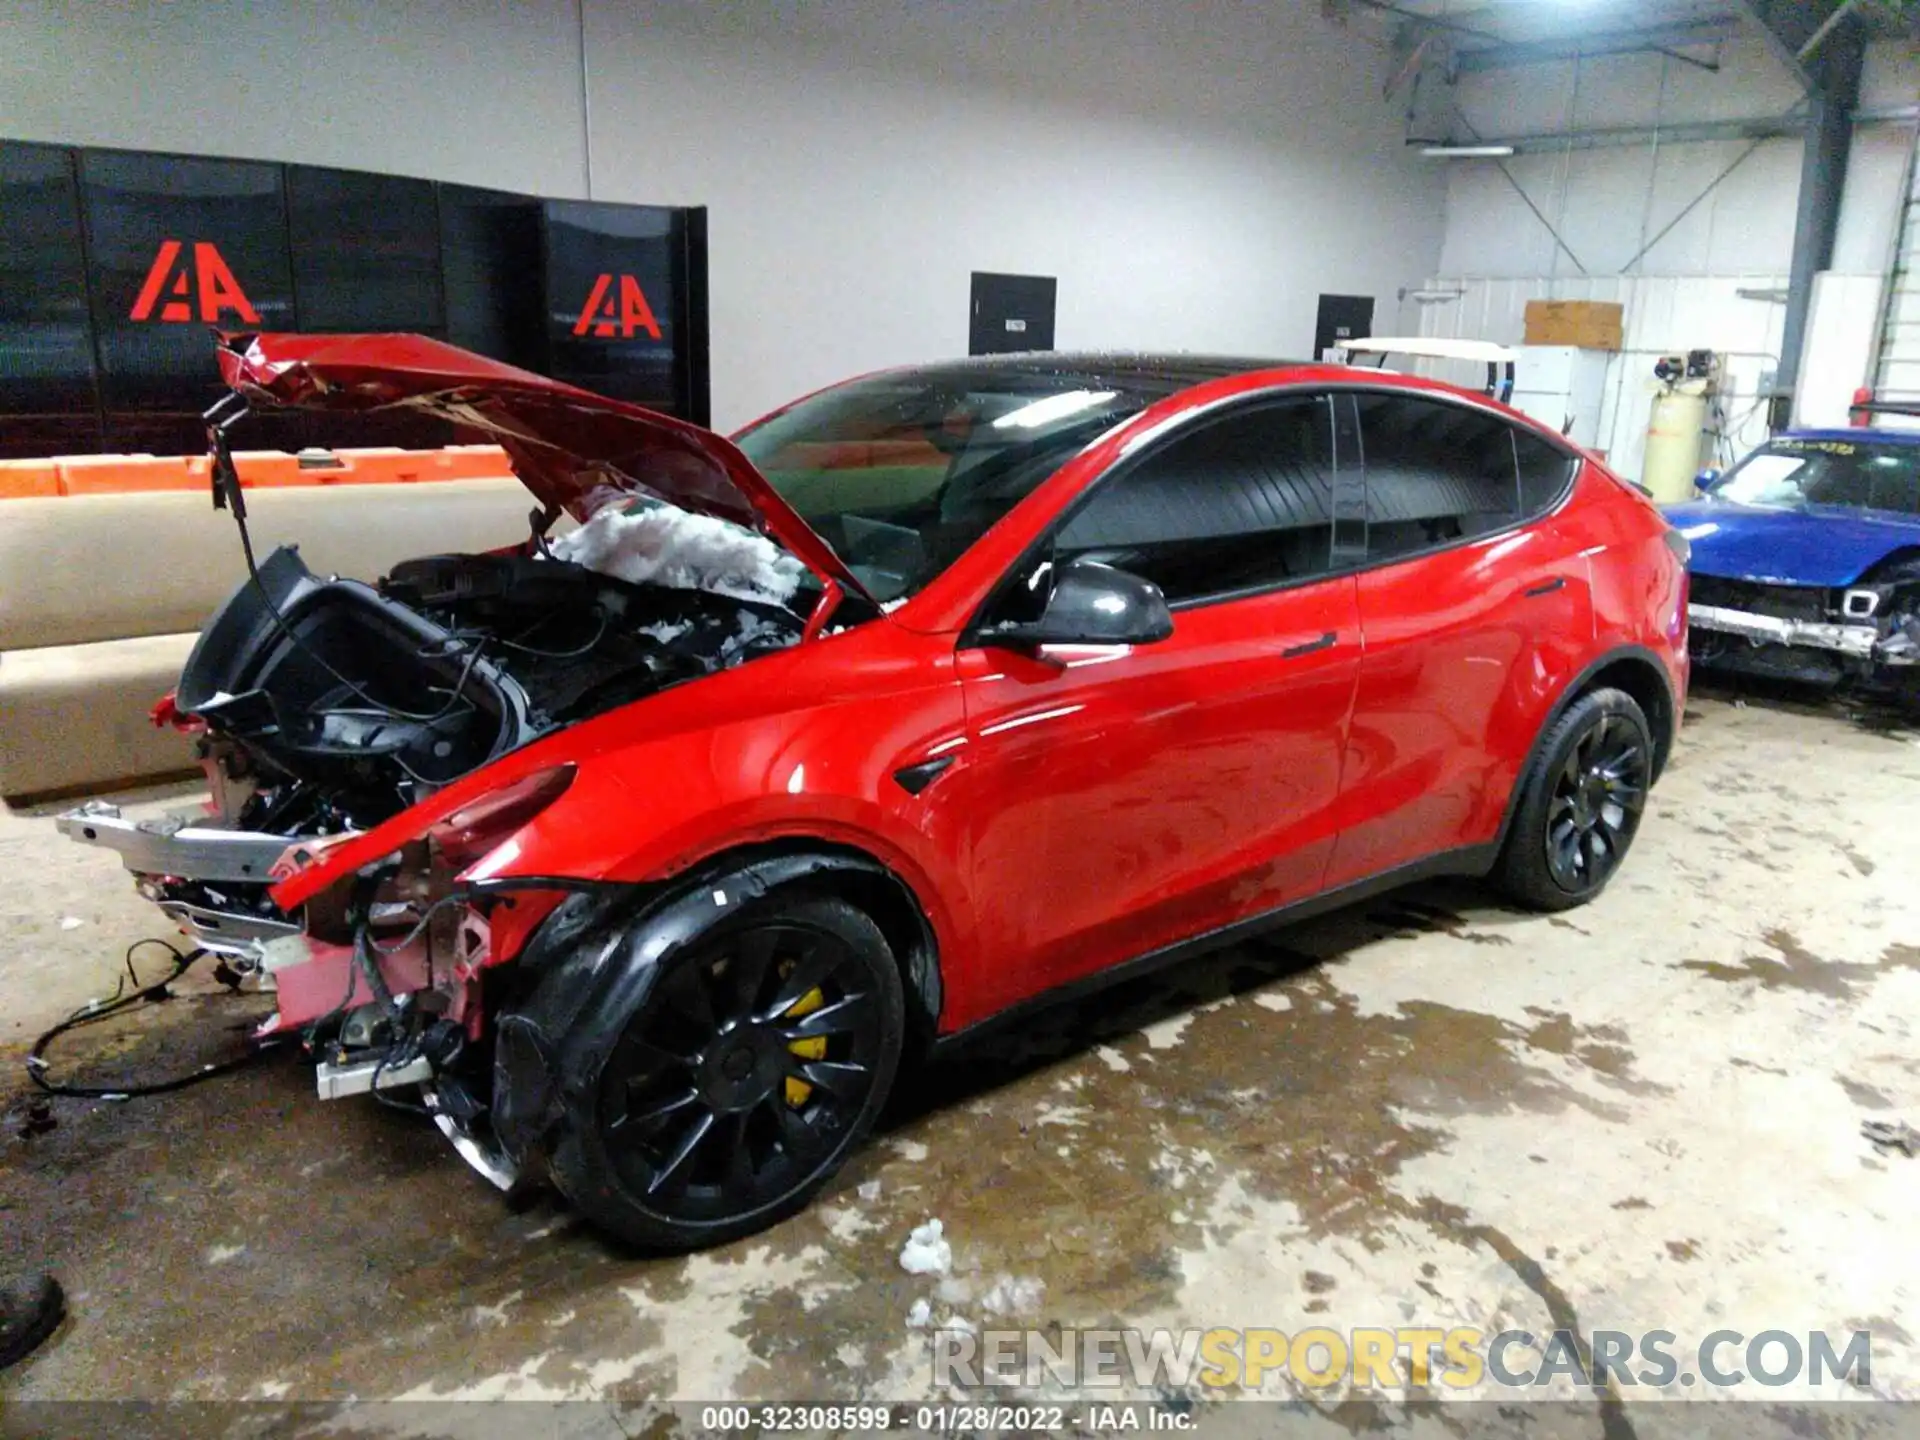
[[63, 334, 1688, 1248]]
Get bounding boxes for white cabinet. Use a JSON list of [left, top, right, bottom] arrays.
[[1508, 345, 1612, 450]]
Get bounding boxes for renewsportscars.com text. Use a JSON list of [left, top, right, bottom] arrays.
[[930, 1326, 1875, 1392]]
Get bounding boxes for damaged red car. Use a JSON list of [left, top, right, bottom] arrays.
[[60, 333, 1688, 1249]]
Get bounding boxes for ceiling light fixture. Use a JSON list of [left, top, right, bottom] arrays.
[[1419, 143, 1517, 158], [991, 390, 1119, 431]]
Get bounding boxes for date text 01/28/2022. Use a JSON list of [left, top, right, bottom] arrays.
[[697, 1405, 1186, 1432]]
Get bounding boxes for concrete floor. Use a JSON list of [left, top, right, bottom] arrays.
[[2, 685, 1918, 1432]]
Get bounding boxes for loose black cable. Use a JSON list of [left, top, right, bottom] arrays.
[[26, 940, 289, 1099]]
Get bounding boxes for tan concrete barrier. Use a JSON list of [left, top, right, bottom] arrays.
[[0, 467, 537, 801]]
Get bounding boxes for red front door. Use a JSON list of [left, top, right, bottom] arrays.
[[951, 576, 1360, 1019]]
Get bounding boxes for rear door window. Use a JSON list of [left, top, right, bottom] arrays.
[[1352, 392, 1571, 564]]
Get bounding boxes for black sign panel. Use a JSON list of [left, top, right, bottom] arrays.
[[80, 150, 295, 414], [0, 141, 101, 456], [970, 272, 1057, 356], [0, 138, 708, 456], [1313, 294, 1375, 361], [439, 183, 546, 369], [542, 199, 680, 412], [288, 165, 443, 333]]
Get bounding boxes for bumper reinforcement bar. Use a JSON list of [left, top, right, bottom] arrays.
[[56, 801, 310, 884], [1688, 603, 1877, 658]]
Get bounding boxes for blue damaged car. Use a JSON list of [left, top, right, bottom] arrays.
[[1666, 429, 1920, 692]]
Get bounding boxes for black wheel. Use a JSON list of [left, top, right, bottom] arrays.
[[1493, 687, 1652, 912], [547, 894, 904, 1250]]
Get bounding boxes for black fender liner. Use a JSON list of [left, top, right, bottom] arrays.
[[489, 846, 939, 1168]]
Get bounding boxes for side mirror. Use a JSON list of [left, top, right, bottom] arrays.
[[1695, 467, 1723, 494], [990, 558, 1174, 649]]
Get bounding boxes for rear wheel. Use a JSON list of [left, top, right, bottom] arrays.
[[1493, 687, 1652, 912], [548, 894, 904, 1250]]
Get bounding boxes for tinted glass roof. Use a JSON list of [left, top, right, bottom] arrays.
[[883, 352, 1310, 399]]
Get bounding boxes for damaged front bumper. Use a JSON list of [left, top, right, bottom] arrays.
[[56, 800, 315, 956], [1687, 603, 1919, 668], [1687, 604, 1882, 658], [57, 796, 523, 1190]]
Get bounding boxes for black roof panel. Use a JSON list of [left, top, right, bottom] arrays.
[[881, 352, 1311, 398]]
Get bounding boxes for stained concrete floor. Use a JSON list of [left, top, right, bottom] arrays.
[[2, 684, 1918, 1436]]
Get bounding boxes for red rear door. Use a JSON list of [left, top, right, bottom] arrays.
[[1326, 390, 1592, 888]]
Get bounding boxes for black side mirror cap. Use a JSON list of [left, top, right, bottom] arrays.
[[989, 558, 1174, 649]]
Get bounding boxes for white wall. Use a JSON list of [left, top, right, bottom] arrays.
[[1410, 29, 1920, 484], [0, 0, 1448, 429], [1434, 35, 1919, 281], [1413, 273, 1788, 485]]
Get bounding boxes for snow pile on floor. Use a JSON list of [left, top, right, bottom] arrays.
[[549, 500, 806, 606], [898, 1218, 951, 1275], [906, 1298, 932, 1328], [979, 1274, 1045, 1316]]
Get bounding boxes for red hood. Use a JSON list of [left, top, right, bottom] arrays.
[[213, 331, 871, 604]]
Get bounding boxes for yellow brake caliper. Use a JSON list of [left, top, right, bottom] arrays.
[[779, 959, 827, 1107]]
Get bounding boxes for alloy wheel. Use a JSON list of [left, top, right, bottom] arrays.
[[1543, 711, 1649, 892], [598, 920, 885, 1218]]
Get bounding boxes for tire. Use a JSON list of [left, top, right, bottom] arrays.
[[545, 893, 904, 1251], [1493, 686, 1653, 913]]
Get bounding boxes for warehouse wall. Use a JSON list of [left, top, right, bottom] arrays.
[[0, 0, 1447, 430], [1410, 32, 1920, 487], [1435, 35, 1920, 280], [1412, 273, 1788, 486]]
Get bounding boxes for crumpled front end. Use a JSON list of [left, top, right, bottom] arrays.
[[56, 510, 810, 1193], [1687, 571, 1920, 688], [56, 766, 578, 1192]]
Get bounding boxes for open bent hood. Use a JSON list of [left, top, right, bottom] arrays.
[[214, 331, 872, 605]]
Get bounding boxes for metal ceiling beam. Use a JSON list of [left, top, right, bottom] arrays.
[[1735, 0, 1865, 89], [1442, 103, 1913, 155], [1798, 0, 1865, 60], [1476, 115, 1801, 154], [1344, 0, 1502, 46], [1453, 17, 1741, 73], [1777, 19, 1866, 406]]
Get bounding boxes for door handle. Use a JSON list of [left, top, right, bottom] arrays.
[[1524, 577, 1567, 598], [1281, 631, 1337, 659]]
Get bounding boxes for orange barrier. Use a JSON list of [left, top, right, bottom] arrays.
[[1, 446, 515, 498], [53, 454, 198, 494], [293, 445, 518, 486], [0, 460, 61, 498]]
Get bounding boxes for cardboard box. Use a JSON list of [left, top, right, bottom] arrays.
[[1524, 300, 1623, 351]]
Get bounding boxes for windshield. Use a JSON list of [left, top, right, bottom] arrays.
[[734, 371, 1149, 603], [1716, 437, 1920, 515]]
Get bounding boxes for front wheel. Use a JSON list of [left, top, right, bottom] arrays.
[[547, 894, 905, 1250], [1493, 686, 1653, 912]]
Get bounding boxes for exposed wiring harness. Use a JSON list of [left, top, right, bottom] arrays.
[[25, 940, 289, 1099], [333, 878, 467, 1118]]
